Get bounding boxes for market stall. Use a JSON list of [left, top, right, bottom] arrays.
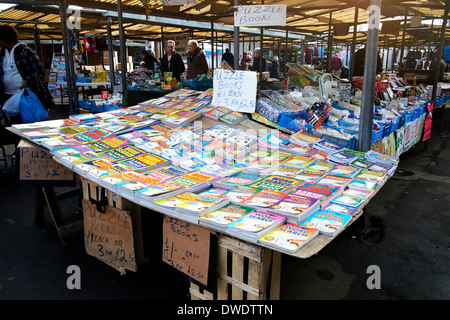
[[9, 87, 402, 300]]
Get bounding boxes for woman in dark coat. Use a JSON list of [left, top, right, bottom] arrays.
[[186, 40, 209, 80]]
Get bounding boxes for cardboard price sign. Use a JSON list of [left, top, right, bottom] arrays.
[[19, 139, 73, 181], [162, 215, 211, 286], [82, 199, 137, 273]]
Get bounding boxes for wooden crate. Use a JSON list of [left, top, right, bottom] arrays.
[[81, 178, 146, 274], [190, 235, 281, 300]]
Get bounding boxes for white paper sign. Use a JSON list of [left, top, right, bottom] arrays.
[[212, 69, 257, 113], [234, 5, 287, 27]]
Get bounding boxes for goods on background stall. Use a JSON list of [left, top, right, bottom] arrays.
[[252, 63, 450, 157], [11, 88, 401, 255]]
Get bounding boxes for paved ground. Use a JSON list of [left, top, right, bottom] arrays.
[[0, 103, 449, 301]]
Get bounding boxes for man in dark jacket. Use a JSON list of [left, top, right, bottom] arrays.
[[141, 50, 160, 70], [250, 48, 266, 73], [186, 40, 209, 80], [222, 48, 234, 68], [160, 40, 186, 82]]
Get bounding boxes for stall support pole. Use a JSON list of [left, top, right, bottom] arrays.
[[327, 12, 333, 71], [59, 0, 77, 115], [211, 21, 215, 71], [434, 0, 449, 134], [349, 4, 358, 81], [358, 0, 381, 152], [107, 17, 115, 94], [234, 0, 240, 69], [399, 13, 407, 68], [118, 0, 127, 94], [33, 25, 43, 64]]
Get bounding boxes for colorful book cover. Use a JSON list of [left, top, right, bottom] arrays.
[[290, 131, 322, 146], [249, 175, 304, 193], [86, 135, 133, 152], [289, 182, 340, 204], [343, 188, 373, 198], [322, 202, 357, 215], [281, 154, 314, 168], [143, 165, 188, 181], [331, 194, 366, 208], [316, 174, 352, 188], [294, 170, 324, 182], [270, 166, 305, 178], [303, 160, 335, 173], [154, 192, 200, 208], [268, 194, 320, 216], [258, 223, 319, 253], [224, 186, 263, 204], [227, 210, 285, 234], [312, 139, 345, 153], [347, 178, 378, 192], [354, 170, 387, 184], [119, 153, 168, 172], [100, 146, 147, 162], [310, 150, 329, 161], [328, 165, 360, 178], [136, 181, 185, 199], [176, 194, 229, 213], [199, 204, 256, 228], [301, 210, 352, 236], [205, 106, 232, 120], [350, 158, 373, 170], [241, 190, 288, 208], [220, 111, 248, 124], [51, 145, 95, 158], [68, 128, 111, 144], [213, 172, 263, 189]]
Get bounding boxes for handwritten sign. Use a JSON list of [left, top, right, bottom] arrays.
[[83, 199, 137, 273], [234, 5, 287, 27], [162, 215, 211, 286], [18, 139, 73, 181], [212, 69, 257, 113]]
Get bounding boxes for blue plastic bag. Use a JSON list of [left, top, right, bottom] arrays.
[[2, 89, 23, 118], [19, 88, 49, 123]]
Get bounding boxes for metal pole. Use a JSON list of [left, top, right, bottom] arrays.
[[118, 0, 127, 93], [107, 17, 115, 94], [234, 0, 239, 69], [432, 0, 449, 101], [33, 25, 43, 63], [399, 13, 407, 69], [349, 4, 359, 80], [211, 21, 214, 71], [59, 0, 76, 114], [327, 12, 333, 71], [358, 0, 381, 152]]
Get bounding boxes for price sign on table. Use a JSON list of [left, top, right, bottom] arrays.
[[162, 215, 211, 286], [212, 69, 257, 113]]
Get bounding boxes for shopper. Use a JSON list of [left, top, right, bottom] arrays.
[[0, 25, 45, 122], [269, 56, 281, 79], [186, 40, 209, 80], [250, 48, 266, 73], [331, 52, 343, 77], [141, 50, 160, 70], [222, 48, 234, 68], [160, 40, 186, 82]]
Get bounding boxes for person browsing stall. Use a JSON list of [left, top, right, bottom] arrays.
[[0, 25, 45, 122], [186, 40, 209, 80], [160, 40, 186, 82]]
